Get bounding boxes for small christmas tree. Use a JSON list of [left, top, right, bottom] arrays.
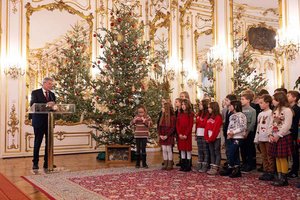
[[52, 24, 94, 122], [91, 4, 154, 146], [232, 38, 268, 96]]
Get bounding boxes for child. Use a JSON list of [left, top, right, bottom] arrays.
[[205, 102, 223, 175], [269, 92, 293, 186], [176, 99, 194, 172], [224, 100, 247, 178], [220, 94, 237, 175], [287, 90, 300, 178], [131, 105, 153, 168], [159, 102, 176, 170], [240, 91, 257, 172], [195, 99, 210, 172], [254, 94, 275, 181], [174, 98, 182, 167]]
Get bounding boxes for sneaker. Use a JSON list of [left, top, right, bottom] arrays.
[[241, 165, 253, 172]]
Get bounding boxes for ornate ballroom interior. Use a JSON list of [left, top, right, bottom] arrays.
[[0, 0, 299, 199], [0, 0, 299, 158]]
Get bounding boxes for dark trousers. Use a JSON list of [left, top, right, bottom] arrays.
[[135, 138, 147, 166], [225, 137, 230, 163], [240, 131, 256, 167], [136, 138, 147, 155], [291, 139, 299, 174], [229, 139, 244, 167], [33, 124, 48, 165]]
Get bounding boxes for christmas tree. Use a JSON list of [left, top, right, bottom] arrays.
[[232, 38, 268, 96], [91, 4, 155, 146], [52, 24, 94, 122]]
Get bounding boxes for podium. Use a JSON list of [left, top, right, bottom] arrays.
[[29, 103, 75, 172]]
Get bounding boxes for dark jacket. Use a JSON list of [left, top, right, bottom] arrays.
[[30, 88, 56, 128], [290, 104, 300, 140]]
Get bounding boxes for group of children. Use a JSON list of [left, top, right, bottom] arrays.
[[130, 88, 300, 187]]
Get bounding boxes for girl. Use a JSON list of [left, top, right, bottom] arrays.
[[131, 105, 153, 168], [269, 92, 293, 186], [176, 99, 194, 172], [224, 100, 247, 178], [254, 94, 275, 181], [205, 102, 223, 175], [195, 99, 210, 172], [159, 102, 176, 170]]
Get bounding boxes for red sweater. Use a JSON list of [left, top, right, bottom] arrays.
[[196, 113, 209, 128], [204, 115, 222, 142]]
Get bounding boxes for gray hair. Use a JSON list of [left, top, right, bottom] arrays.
[[43, 77, 53, 84]]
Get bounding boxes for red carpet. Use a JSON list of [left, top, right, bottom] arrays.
[[0, 173, 30, 200], [22, 167, 300, 199], [69, 169, 299, 199]]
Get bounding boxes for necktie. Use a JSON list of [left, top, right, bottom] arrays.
[[45, 91, 49, 101]]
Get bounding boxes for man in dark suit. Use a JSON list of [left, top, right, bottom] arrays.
[[30, 77, 56, 170]]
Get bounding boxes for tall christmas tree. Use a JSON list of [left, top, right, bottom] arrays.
[[232, 38, 268, 96], [52, 24, 94, 122], [91, 4, 154, 146]]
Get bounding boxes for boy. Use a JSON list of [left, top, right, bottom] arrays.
[[287, 90, 300, 178], [240, 91, 257, 172], [219, 94, 237, 175]]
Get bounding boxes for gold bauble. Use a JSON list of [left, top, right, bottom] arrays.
[[117, 33, 124, 42]]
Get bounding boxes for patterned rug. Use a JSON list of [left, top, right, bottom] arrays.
[[22, 167, 300, 200]]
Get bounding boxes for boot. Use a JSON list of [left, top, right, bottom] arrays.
[[184, 159, 191, 172], [179, 159, 186, 171], [162, 160, 168, 170], [142, 154, 148, 168], [219, 165, 233, 176], [135, 154, 140, 168], [229, 166, 241, 178], [199, 162, 208, 173], [166, 160, 173, 170], [272, 173, 289, 187], [207, 164, 219, 175]]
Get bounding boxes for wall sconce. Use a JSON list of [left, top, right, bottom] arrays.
[[275, 28, 300, 60], [4, 65, 25, 79], [2, 57, 25, 79], [207, 46, 225, 71]]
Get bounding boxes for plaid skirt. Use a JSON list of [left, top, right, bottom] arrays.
[[268, 134, 292, 158]]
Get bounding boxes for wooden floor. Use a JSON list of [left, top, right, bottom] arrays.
[[0, 151, 178, 200]]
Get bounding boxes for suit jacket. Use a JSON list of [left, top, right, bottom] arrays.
[[30, 88, 56, 128]]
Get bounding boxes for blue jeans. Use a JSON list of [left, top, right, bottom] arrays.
[[228, 138, 244, 167]]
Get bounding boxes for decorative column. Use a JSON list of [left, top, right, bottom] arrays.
[[283, 0, 300, 89], [0, 0, 26, 157], [214, 0, 231, 103]]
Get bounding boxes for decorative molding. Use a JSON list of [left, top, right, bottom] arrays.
[[7, 104, 19, 149], [10, 0, 20, 14]]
